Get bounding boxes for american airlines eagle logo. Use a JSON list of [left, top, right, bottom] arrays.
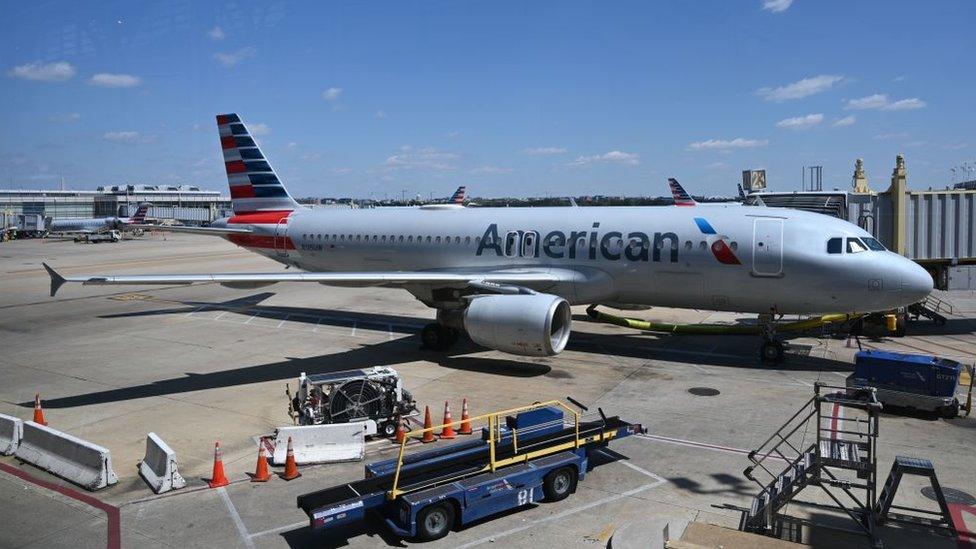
[[694, 217, 741, 265]]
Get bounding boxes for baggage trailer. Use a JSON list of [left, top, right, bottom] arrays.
[[297, 400, 645, 542], [846, 350, 973, 418]]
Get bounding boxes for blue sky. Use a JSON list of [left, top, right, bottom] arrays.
[[2, 1, 974, 198]]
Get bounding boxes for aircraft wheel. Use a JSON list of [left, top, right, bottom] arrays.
[[760, 340, 784, 363], [421, 323, 456, 351]]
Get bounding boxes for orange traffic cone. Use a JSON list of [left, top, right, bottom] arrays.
[[457, 398, 473, 435], [394, 415, 406, 444], [207, 441, 230, 488], [280, 436, 301, 481], [249, 442, 270, 482], [439, 401, 457, 440], [421, 406, 436, 443], [32, 393, 47, 426]]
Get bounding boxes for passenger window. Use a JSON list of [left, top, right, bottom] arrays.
[[847, 238, 867, 253], [435, 236, 441, 244], [522, 231, 538, 258], [504, 231, 520, 257], [730, 241, 737, 250], [699, 241, 707, 250], [465, 236, 471, 244], [684, 241, 692, 250], [862, 237, 886, 251], [827, 238, 842, 254]]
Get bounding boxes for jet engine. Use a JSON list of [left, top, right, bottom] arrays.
[[462, 293, 572, 356]]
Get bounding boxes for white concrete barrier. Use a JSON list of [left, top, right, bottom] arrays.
[[269, 423, 366, 465], [138, 432, 186, 494], [14, 422, 118, 491], [0, 413, 23, 455]]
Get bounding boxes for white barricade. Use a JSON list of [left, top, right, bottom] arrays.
[[0, 413, 23, 455], [138, 432, 186, 494], [268, 423, 367, 465], [14, 422, 118, 491]]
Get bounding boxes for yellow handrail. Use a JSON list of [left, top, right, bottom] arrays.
[[387, 400, 581, 499]]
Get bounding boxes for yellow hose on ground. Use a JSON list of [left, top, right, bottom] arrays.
[[585, 305, 861, 335]]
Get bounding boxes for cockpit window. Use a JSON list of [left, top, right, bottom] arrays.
[[827, 237, 843, 254], [847, 238, 868, 253], [862, 237, 886, 251]]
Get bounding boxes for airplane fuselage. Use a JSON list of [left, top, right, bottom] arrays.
[[216, 204, 931, 315]]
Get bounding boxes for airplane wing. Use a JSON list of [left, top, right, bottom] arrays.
[[43, 263, 569, 297], [147, 225, 253, 236]]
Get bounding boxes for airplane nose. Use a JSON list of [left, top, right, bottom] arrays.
[[899, 258, 933, 304]]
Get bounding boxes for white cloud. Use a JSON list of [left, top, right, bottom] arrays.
[[520, 147, 567, 156], [776, 113, 823, 129], [942, 142, 968, 151], [286, 142, 298, 148], [8, 61, 75, 82], [374, 110, 387, 119], [103, 131, 141, 142], [213, 47, 255, 67], [322, 87, 342, 101], [248, 123, 270, 135], [384, 147, 458, 171], [88, 73, 141, 87], [873, 132, 909, 141], [569, 150, 640, 166], [208, 26, 225, 40], [470, 165, 514, 175], [832, 115, 856, 127], [756, 74, 842, 102], [762, 0, 794, 12], [845, 94, 926, 111], [49, 113, 81, 123], [883, 98, 926, 111], [688, 138, 769, 151]]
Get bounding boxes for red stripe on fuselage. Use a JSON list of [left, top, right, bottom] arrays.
[[227, 234, 295, 250], [228, 210, 292, 224]]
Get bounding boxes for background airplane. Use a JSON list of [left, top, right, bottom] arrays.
[[47, 203, 152, 234], [44, 114, 933, 362]]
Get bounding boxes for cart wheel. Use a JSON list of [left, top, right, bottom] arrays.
[[543, 467, 577, 502], [415, 501, 454, 541], [381, 421, 397, 438]]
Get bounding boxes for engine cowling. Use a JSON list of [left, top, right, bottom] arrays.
[[462, 294, 572, 356]]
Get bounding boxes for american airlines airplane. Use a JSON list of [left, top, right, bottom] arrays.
[[48, 203, 151, 234], [44, 114, 932, 362]]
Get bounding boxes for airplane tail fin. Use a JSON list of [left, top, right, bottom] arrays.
[[129, 203, 151, 224], [668, 178, 697, 206], [216, 113, 299, 215], [450, 185, 466, 204]]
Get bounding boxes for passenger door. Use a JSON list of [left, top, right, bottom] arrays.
[[752, 218, 783, 277]]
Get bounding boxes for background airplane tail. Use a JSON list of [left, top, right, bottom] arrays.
[[450, 185, 466, 204], [129, 203, 150, 224], [668, 178, 697, 206], [216, 113, 299, 215]]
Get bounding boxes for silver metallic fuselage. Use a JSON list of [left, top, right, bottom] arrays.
[[223, 203, 932, 315]]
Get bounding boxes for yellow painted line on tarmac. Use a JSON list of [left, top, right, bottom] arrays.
[[961, 369, 971, 387]]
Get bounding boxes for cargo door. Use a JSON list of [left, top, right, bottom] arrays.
[[752, 218, 783, 277]]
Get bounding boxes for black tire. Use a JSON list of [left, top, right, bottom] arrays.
[[760, 341, 783, 363], [415, 502, 454, 541], [381, 421, 397, 438], [941, 401, 959, 419], [543, 467, 577, 502], [420, 323, 456, 351]]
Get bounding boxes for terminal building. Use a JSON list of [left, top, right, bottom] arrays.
[[0, 185, 232, 229], [745, 155, 976, 290]]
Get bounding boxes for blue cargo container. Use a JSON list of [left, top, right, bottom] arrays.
[[847, 350, 970, 417]]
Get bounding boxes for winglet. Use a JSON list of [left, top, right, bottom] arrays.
[[43, 263, 66, 297], [668, 178, 697, 206]]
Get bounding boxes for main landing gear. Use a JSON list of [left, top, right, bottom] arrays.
[[759, 339, 785, 364], [421, 323, 460, 351]]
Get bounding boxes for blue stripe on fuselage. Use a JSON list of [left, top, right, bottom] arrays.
[[694, 217, 716, 234]]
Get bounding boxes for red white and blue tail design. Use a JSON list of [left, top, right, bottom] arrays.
[[217, 113, 299, 215], [668, 178, 697, 206], [127, 203, 151, 224], [450, 186, 466, 205]]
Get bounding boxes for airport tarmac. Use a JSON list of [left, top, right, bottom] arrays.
[[1, 233, 974, 548]]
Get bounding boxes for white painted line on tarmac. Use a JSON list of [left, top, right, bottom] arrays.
[[248, 521, 308, 540], [276, 314, 291, 328], [185, 305, 205, 318], [388, 324, 394, 340], [244, 313, 258, 325], [217, 487, 256, 549], [454, 457, 666, 548], [350, 321, 357, 337]]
